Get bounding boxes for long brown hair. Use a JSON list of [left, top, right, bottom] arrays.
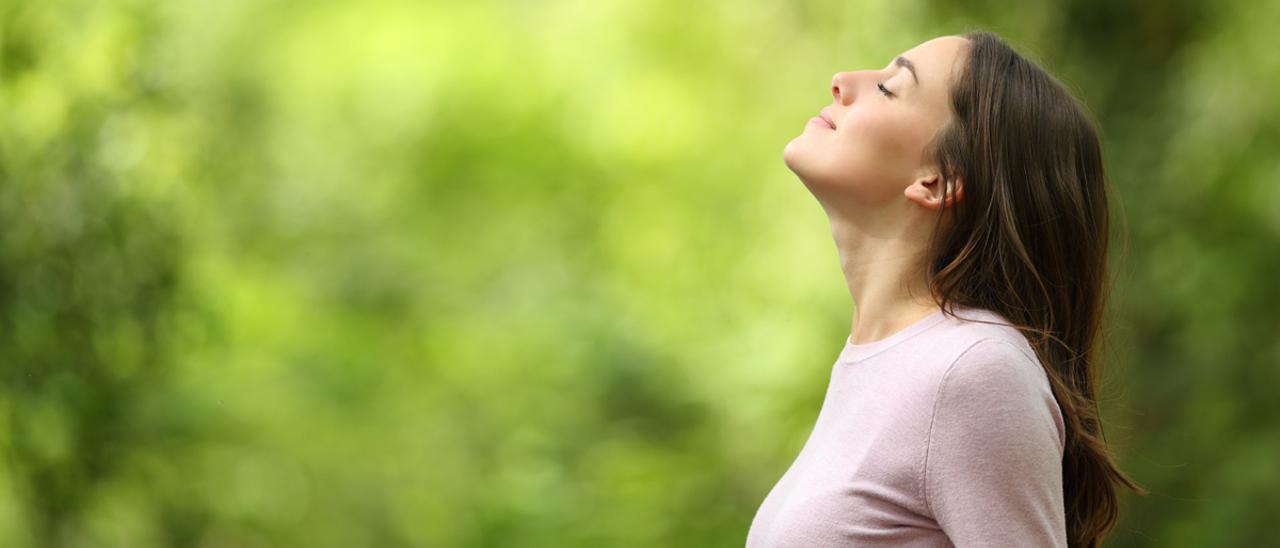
[[921, 30, 1147, 547]]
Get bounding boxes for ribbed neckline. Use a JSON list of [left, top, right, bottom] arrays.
[[840, 307, 949, 364]]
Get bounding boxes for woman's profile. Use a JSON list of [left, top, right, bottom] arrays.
[[745, 31, 1147, 547]]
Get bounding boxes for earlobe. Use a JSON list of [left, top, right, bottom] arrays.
[[917, 185, 939, 207]]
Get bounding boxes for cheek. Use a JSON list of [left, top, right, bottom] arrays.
[[799, 108, 933, 202], [838, 109, 932, 177], [782, 106, 939, 204]]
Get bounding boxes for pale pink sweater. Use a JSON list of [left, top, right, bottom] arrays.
[[745, 305, 1068, 547]]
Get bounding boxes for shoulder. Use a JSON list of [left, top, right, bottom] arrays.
[[928, 334, 1066, 455], [916, 305, 1064, 440], [940, 337, 1046, 402], [938, 306, 1039, 358], [913, 306, 1043, 382], [937, 306, 1049, 389]]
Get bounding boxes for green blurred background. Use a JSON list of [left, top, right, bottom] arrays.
[[2, 0, 1277, 546]]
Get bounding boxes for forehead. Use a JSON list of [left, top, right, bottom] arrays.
[[896, 36, 969, 92]]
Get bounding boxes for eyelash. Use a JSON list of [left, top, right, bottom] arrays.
[[877, 82, 895, 98]]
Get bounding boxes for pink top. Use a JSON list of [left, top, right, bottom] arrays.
[[745, 305, 1067, 547]]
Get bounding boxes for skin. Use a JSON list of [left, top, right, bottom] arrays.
[[781, 35, 971, 345]]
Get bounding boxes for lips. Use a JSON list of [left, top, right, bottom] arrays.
[[818, 109, 836, 129]]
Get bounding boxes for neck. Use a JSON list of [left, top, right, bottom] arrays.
[[827, 209, 940, 345]]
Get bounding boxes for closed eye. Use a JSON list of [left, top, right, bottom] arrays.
[[877, 82, 895, 98]]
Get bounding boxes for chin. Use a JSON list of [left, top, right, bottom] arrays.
[[782, 136, 807, 174], [783, 138, 823, 185]]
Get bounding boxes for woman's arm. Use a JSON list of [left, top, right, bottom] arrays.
[[924, 338, 1068, 547]]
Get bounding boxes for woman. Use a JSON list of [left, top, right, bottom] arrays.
[[745, 31, 1147, 547]]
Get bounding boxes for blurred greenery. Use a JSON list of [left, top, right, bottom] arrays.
[[1, 0, 1277, 546]]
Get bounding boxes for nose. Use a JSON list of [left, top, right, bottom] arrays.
[[831, 72, 857, 105]]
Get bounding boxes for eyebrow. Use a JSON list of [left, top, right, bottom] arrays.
[[895, 56, 919, 85]]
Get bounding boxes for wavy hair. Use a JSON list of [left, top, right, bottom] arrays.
[[921, 30, 1148, 547]]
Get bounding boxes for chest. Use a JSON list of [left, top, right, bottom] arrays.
[[747, 368, 946, 546]]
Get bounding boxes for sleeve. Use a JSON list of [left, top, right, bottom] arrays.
[[924, 338, 1068, 548]]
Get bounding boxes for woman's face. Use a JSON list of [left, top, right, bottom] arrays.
[[783, 36, 969, 209]]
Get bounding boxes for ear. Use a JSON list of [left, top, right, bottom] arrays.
[[904, 173, 964, 210]]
